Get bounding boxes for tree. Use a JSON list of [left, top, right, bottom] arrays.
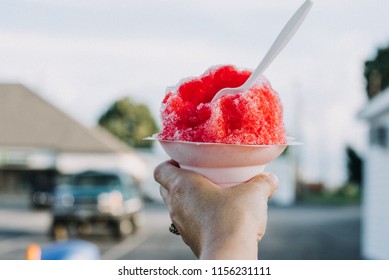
[[345, 145, 363, 189], [98, 97, 159, 149], [364, 44, 389, 99]]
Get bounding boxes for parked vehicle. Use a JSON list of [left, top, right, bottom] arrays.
[[26, 240, 100, 260], [29, 170, 57, 208], [50, 170, 144, 240]]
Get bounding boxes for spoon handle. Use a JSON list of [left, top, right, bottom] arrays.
[[244, 0, 313, 88]]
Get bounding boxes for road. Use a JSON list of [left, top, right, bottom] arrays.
[[0, 197, 361, 260], [261, 203, 361, 260], [0, 199, 195, 260]]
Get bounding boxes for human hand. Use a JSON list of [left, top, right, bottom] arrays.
[[154, 160, 278, 260]]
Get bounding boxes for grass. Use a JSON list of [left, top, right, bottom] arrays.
[[298, 184, 361, 206]]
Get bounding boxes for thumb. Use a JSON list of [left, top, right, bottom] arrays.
[[247, 172, 279, 199]]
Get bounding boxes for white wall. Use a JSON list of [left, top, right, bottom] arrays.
[[137, 149, 168, 203], [56, 152, 147, 180], [362, 145, 389, 259]]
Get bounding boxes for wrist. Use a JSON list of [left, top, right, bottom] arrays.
[[199, 220, 259, 260]]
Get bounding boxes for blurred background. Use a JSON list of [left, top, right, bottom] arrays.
[[0, 0, 388, 260]]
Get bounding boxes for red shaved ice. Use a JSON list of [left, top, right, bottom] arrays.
[[158, 65, 287, 145]]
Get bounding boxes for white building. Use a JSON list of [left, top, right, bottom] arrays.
[[359, 88, 389, 259], [266, 149, 297, 206], [0, 84, 146, 205]]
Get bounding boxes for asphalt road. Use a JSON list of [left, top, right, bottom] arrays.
[[261, 203, 361, 260], [0, 197, 361, 260]]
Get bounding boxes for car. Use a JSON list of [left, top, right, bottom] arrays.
[[50, 170, 144, 240]]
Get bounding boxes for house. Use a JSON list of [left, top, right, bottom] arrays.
[[0, 83, 146, 206], [358, 87, 389, 259]]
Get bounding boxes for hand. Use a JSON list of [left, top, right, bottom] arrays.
[[154, 160, 279, 260]]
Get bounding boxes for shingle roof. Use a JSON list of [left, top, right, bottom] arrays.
[[0, 83, 133, 153]]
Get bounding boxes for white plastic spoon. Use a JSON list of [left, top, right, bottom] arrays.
[[212, 0, 313, 102]]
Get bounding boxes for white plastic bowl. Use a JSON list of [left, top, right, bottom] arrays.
[[158, 139, 288, 188]]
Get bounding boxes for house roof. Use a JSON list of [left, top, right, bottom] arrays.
[[359, 88, 389, 120], [0, 83, 133, 153]]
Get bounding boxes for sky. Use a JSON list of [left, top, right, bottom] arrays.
[[0, 0, 388, 187]]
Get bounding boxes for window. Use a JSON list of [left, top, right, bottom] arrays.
[[370, 125, 388, 148]]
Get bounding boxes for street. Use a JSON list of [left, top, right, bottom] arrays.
[[0, 197, 361, 260], [0, 198, 196, 260]]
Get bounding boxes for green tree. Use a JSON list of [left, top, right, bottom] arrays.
[[364, 44, 389, 99], [98, 97, 159, 149]]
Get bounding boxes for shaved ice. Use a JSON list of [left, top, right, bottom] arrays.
[[158, 65, 287, 145]]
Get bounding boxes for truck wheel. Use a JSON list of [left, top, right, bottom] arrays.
[[130, 212, 144, 233], [114, 219, 132, 239], [50, 222, 69, 241]]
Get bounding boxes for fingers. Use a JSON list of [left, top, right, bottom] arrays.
[[154, 159, 209, 191], [155, 160, 279, 205], [246, 172, 279, 199], [160, 186, 169, 204], [154, 160, 181, 192]]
